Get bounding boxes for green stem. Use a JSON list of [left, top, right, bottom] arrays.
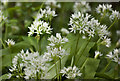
[[9, 47, 12, 65], [0, 38, 6, 48], [29, 48, 34, 53], [80, 58, 88, 70], [100, 11, 106, 23], [107, 19, 116, 31], [101, 60, 111, 73], [71, 56, 74, 67], [54, 60, 58, 79], [73, 34, 80, 66], [59, 58, 62, 81], [36, 35, 40, 53], [4, 24, 8, 40]]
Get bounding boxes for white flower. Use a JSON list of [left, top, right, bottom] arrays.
[[69, 12, 91, 35], [5, 39, 15, 46], [60, 66, 82, 79], [61, 28, 69, 34], [101, 36, 111, 47], [7, 73, 12, 79], [73, 1, 91, 13], [45, 0, 61, 8], [106, 48, 120, 63], [109, 10, 120, 21], [28, 20, 52, 36], [96, 4, 112, 16], [36, 7, 57, 21], [43, 33, 69, 61], [94, 51, 103, 59]]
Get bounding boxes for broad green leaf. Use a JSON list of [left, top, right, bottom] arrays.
[[75, 40, 95, 67], [40, 36, 48, 54], [22, 36, 38, 51], [96, 73, 114, 79], [81, 58, 100, 79], [0, 41, 31, 57]]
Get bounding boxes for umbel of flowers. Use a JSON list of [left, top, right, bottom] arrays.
[[28, 7, 57, 36], [69, 12, 111, 47], [60, 66, 82, 79], [43, 33, 69, 61], [106, 48, 120, 63], [96, 4, 120, 21], [8, 50, 49, 79]]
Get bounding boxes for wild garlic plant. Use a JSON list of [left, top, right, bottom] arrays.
[[43, 33, 69, 61], [1, 2, 120, 80], [28, 7, 57, 37], [69, 12, 111, 48]]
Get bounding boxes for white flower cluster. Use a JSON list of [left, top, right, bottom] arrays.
[[0, 10, 7, 22], [96, 4, 112, 16], [109, 10, 120, 21], [36, 7, 57, 21], [96, 4, 120, 21], [73, 1, 91, 13], [69, 12, 109, 37], [5, 39, 15, 46], [28, 20, 52, 36], [43, 33, 69, 61], [69, 12, 111, 47], [45, 0, 61, 8], [60, 66, 82, 79], [101, 36, 111, 47], [9, 50, 48, 79], [94, 51, 103, 59], [106, 48, 120, 63], [28, 7, 57, 36]]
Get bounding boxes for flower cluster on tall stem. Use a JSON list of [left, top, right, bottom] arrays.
[[69, 12, 111, 47], [96, 4, 120, 22], [43, 33, 69, 61], [28, 7, 57, 36]]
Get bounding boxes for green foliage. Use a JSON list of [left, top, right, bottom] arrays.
[[0, 1, 120, 80]]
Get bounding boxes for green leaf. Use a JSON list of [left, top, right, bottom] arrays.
[[0, 41, 31, 57], [22, 36, 38, 51], [96, 73, 114, 79], [81, 58, 100, 79], [40, 36, 48, 54], [0, 74, 10, 80], [75, 39, 95, 67]]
